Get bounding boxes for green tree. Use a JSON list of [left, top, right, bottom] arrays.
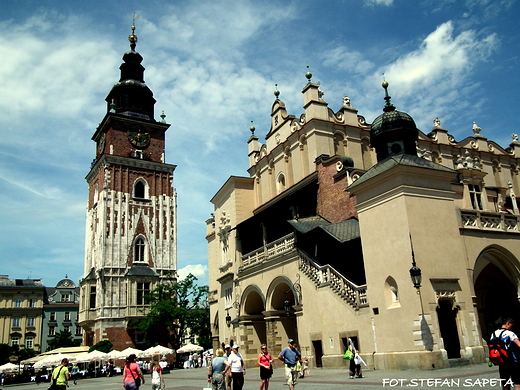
[[47, 330, 81, 351], [0, 343, 18, 365], [0, 344, 35, 365], [89, 340, 113, 353], [141, 272, 211, 350]]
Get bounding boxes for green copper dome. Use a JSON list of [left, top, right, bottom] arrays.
[[370, 82, 418, 162]]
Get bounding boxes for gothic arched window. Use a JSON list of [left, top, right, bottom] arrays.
[[134, 236, 146, 263], [134, 179, 147, 199]]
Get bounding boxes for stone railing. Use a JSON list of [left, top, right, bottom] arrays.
[[298, 250, 368, 310], [460, 209, 519, 232], [241, 233, 295, 270]]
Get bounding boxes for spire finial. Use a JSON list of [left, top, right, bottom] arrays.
[[160, 110, 166, 123], [250, 120, 255, 135], [129, 13, 139, 51], [274, 84, 280, 100], [381, 74, 395, 112], [305, 65, 312, 83], [109, 99, 116, 113]]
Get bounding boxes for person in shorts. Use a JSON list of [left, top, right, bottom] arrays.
[[278, 339, 301, 390]]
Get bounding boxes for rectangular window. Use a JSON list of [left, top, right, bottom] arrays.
[[469, 184, 483, 210], [136, 282, 150, 305], [12, 318, 21, 327], [224, 287, 233, 309], [48, 326, 55, 336], [64, 312, 71, 321], [89, 286, 96, 309], [11, 336, 19, 346], [64, 325, 70, 333], [14, 299, 22, 308], [26, 336, 34, 349], [75, 326, 82, 336], [50, 312, 56, 321], [29, 299, 37, 307], [27, 317, 35, 327], [61, 293, 70, 302]]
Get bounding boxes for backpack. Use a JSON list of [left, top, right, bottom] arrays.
[[489, 329, 509, 366]]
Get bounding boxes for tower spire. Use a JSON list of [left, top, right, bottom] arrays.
[[105, 15, 156, 121], [129, 13, 139, 52]]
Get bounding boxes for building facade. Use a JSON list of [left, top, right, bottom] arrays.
[[78, 25, 177, 350], [0, 275, 45, 353], [207, 75, 520, 370], [41, 277, 82, 352]]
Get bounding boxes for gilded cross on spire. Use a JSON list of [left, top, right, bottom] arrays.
[[128, 13, 139, 51]]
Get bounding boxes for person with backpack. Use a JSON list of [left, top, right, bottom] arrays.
[[490, 318, 520, 390], [51, 358, 70, 390]]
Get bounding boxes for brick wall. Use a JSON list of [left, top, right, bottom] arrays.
[[316, 157, 357, 223]]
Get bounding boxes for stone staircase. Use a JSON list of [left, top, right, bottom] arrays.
[[298, 249, 368, 310]]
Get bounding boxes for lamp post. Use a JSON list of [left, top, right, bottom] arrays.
[[409, 260, 422, 289], [225, 310, 232, 328], [408, 234, 422, 290]]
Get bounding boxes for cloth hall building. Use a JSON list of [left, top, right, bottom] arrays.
[[206, 75, 520, 370]]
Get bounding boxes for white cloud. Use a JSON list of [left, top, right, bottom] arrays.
[[177, 264, 208, 281], [364, 0, 394, 5], [377, 22, 498, 92], [322, 47, 375, 75]]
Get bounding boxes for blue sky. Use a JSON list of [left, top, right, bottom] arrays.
[[0, 0, 518, 287]]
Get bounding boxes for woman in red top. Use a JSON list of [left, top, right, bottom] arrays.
[[257, 344, 273, 390], [123, 354, 145, 390]]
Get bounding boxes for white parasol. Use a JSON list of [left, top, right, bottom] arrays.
[[0, 362, 20, 372], [143, 345, 174, 356], [176, 343, 204, 353]]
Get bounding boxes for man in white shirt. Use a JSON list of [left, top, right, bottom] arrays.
[[227, 344, 245, 390]]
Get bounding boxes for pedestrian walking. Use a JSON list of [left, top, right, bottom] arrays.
[[228, 345, 245, 390], [278, 339, 301, 390], [208, 348, 230, 390], [51, 358, 70, 390], [150, 360, 165, 390], [348, 338, 364, 379], [490, 318, 520, 390], [258, 344, 273, 390], [123, 354, 145, 390]]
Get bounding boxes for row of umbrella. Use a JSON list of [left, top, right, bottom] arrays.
[[27, 343, 203, 369], [0, 362, 20, 373]]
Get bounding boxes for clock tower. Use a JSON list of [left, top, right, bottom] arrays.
[[78, 24, 177, 349]]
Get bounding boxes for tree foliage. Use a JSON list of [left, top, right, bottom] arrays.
[[0, 344, 37, 364], [47, 330, 81, 351], [141, 272, 211, 350], [89, 340, 113, 353]]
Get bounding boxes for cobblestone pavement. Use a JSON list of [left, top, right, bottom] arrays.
[[2, 363, 504, 390]]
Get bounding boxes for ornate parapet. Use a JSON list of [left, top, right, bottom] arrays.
[[459, 209, 519, 232]]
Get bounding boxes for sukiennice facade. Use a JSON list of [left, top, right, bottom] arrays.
[[207, 75, 520, 370]]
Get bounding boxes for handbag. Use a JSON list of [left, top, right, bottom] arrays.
[[343, 350, 354, 360], [49, 366, 64, 389]]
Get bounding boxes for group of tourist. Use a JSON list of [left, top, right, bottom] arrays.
[[207, 339, 307, 390]]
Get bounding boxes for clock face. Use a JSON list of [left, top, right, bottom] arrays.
[[98, 134, 106, 153], [127, 125, 150, 149]]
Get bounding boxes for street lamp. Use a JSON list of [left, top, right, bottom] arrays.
[[283, 296, 291, 316], [408, 235, 421, 289], [409, 260, 422, 289], [225, 310, 232, 328]]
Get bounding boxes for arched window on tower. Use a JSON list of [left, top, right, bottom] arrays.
[[134, 236, 146, 263], [134, 179, 147, 199], [276, 172, 286, 194]]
